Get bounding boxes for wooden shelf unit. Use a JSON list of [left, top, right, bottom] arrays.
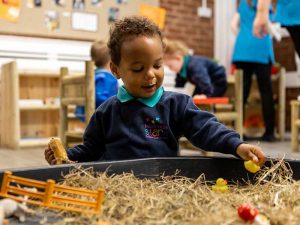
[[0, 61, 60, 149]]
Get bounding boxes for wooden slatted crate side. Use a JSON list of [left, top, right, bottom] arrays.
[[0, 171, 105, 214]]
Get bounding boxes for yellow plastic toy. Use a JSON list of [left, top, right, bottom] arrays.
[[212, 178, 228, 192], [244, 160, 261, 173]]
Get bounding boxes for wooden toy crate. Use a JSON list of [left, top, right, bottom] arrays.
[[0, 171, 104, 214]]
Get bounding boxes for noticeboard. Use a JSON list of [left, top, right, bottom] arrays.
[[0, 0, 159, 41]]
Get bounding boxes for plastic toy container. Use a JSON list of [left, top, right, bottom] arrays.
[[1, 156, 300, 225], [2, 156, 300, 182]]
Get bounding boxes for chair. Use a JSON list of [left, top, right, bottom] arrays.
[[279, 69, 286, 141], [214, 69, 243, 136], [291, 100, 300, 152], [59, 61, 95, 148], [193, 69, 244, 136]]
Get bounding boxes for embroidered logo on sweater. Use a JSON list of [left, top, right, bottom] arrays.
[[144, 117, 168, 139]]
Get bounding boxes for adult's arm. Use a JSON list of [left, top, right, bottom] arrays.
[[231, 12, 240, 35], [253, 0, 271, 38]]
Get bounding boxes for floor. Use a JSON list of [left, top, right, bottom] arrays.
[[1, 133, 300, 170]]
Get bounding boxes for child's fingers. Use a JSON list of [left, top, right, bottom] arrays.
[[248, 146, 266, 165], [45, 147, 55, 165], [45, 148, 52, 159], [247, 151, 259, 163], [50, 158, 57, 165], [256, 151, 266, 165], [237, 144, 266, 164]]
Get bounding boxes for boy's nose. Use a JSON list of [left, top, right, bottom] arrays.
[[145, 69, 155, 80]]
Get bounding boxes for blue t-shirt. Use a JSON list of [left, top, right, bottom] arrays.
[[75, 68, 118, 122], [275, 0, 300, 26], [232, 0, 274, 64], [67, 88, 243, 162]]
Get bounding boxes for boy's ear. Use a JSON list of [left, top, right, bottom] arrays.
[[110, 62, 120, 79], [174, 53, 183, 61], [165, 53, 183, 61]]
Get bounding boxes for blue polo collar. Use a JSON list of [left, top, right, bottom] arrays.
[[117, 85, 164, 107]]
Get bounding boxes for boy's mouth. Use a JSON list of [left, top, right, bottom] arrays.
[[142, 83, 156, 88], [141, 83, 156, 92]]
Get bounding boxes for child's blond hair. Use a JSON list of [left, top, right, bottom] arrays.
[[163, 38, 189, 56], [90, 40, 110, 68]]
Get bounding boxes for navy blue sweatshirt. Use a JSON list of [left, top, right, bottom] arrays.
[[176, 55, 227, 97], [67, 91, 243, 162]]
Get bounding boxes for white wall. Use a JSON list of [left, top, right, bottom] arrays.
[[0, 35, 91, 72], [214, 0, 237, 74]]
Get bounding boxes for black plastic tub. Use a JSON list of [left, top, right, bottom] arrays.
[[2, 156, 300, 225], [2, 156, 300, 183]]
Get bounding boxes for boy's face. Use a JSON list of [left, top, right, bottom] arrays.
[[111, 35, 164, 99], [163, 53, 184, 74]]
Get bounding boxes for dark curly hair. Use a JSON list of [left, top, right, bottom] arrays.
[[108, 16, 163, 65]]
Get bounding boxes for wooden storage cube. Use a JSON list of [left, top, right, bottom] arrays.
[[19, 75, 59, 100], [20, 110, 59, 138], [0, 61, 60, 149]]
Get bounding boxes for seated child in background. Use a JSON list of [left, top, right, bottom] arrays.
[[163, 39, 227, 99], [45, 16, 265, 166], [75, 40, 118, 121]]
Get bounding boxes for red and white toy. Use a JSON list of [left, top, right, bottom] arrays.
[[237, 203, 270, 225]]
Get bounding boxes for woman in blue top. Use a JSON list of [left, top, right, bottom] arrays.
[[254, 0, 300, 57], [232, 0, 276, 142]]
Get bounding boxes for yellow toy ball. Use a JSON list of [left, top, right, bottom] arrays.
[[244, 160, 260, 173]]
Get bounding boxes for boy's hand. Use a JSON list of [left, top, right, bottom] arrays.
[[236, 143, 266, 166], [45, 142, 74, 165], [44, 144, 57, 165], [194, 94, 207, 99]]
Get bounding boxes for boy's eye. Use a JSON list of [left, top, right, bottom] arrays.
[[154, 64, 162, 69], [131, 67, 143, 72]]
